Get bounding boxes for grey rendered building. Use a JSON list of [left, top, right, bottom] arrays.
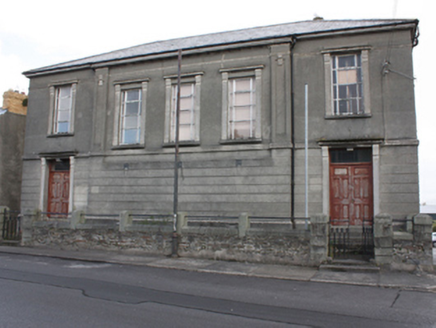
[[22, 19, 420, 225], [0, 90, 27, 212]]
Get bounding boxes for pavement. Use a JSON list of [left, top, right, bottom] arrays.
[[0, 245, 435, 292]]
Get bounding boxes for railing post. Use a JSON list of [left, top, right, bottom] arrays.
[[310, 214, 329, 265], [176, 212, 187, 235], [406, 214, 415, 233], [119, 211, 132, 232], [70, 210, 85, 230], [0, 207, 8, 241], [373, 214, 393, 266], [21, 209, 38, 246], [238, 213, 250, 238], [413, 214, 434, 271]]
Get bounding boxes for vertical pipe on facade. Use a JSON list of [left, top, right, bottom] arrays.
[[172, 49, 182, 256], [290, 38, 297, 229], [304, 83, 309, 230]]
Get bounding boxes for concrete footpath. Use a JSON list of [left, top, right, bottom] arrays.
[[0, 245, 435, 292]]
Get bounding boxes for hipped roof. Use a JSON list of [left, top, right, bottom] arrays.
[[23, 19, 418, 77]]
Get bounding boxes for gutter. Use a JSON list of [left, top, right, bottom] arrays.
[[295, 20, 419, 41]]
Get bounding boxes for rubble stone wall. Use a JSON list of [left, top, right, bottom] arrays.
[[31, 226, 174, 254], [179, 228, 310, 265]]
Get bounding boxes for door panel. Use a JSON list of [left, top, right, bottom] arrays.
[[48, 163, 70, 215], [330, 163, 372, 225]]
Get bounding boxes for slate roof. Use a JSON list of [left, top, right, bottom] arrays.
[[24, 19, 418, 76]]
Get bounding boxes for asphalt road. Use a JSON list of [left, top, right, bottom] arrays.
[[0, 253, 434, 327]]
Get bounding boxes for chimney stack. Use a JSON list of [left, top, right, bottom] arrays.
[[2, 89, 27, 115]]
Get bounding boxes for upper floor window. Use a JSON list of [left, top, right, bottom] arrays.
[[170, 83, 196, 141], [49, 83, 77, 135], [120, 89, 142, 144], [332, 54, 363, 115], [112, 80, 148, 147], [220, 67, 263, 142], [323, 48, 371, 118], [228, 78, 256, 139], [164, 74, 202, 144], [55, 86, 72, 133]]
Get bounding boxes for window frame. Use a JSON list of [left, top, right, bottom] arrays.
[[112, 79, 148, 148], [228, 77, 256, 139], [48, 82, 77, 135], [120, 89, 142, 145], [220, 66, 263, 142], [164, 73, 202, 145], [323, 48, 371, 118], [332, 53, 363, 115]]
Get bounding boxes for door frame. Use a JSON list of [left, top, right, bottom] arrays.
[[322, 144, 380, 220], [39, 155, 75, 215]]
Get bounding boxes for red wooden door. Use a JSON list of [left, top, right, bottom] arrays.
[[330, 163, 373, 225], [48, 164, 70, 215]]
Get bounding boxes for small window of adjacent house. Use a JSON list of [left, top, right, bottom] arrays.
[[120, 89, 142, 144], [228, 78, 256, 139], [170, 83, 195, 142], [332, 54, 364, 115], [54, 85, 73, 133]]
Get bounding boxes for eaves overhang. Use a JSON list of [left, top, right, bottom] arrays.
[[295, 20, 418, 39], [23, 36, 296, 78]]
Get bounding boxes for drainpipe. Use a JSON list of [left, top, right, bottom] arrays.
[[304, 83, 309, 230], [172, 49, 182, 257], [290, 38, 297, 229]]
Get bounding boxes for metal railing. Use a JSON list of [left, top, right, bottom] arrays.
[[30, 210, 313, 231], [328, 218, 374, 259], [131, 214, 173, 226], [2, 209, 21, 241], [40, 211, 71, 219], [84, 213, 119, 220]]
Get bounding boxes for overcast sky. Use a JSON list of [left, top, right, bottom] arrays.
[[0, 0, 434, 206]]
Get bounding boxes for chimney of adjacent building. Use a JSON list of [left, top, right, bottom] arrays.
[[2, 89, 28, 115]]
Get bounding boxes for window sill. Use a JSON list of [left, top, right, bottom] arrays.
[[47, 133, 74, 138], [220, 138, 262, 145], [325, 113, 371, 120], [111, 144, 144, 150], [163, 141, 200, 148]]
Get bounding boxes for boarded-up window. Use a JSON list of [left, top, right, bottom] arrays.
[[332, 54, 364, 115]]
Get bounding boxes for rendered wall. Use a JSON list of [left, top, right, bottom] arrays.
[[290, 29, 418, 219], [21, 28, 419, 220], [0, 111, 26, 211]]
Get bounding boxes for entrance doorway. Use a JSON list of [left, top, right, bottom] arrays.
[[327, 148, 374, 260], [47, 159, 70, 215], [329, 148, 373, 226]]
